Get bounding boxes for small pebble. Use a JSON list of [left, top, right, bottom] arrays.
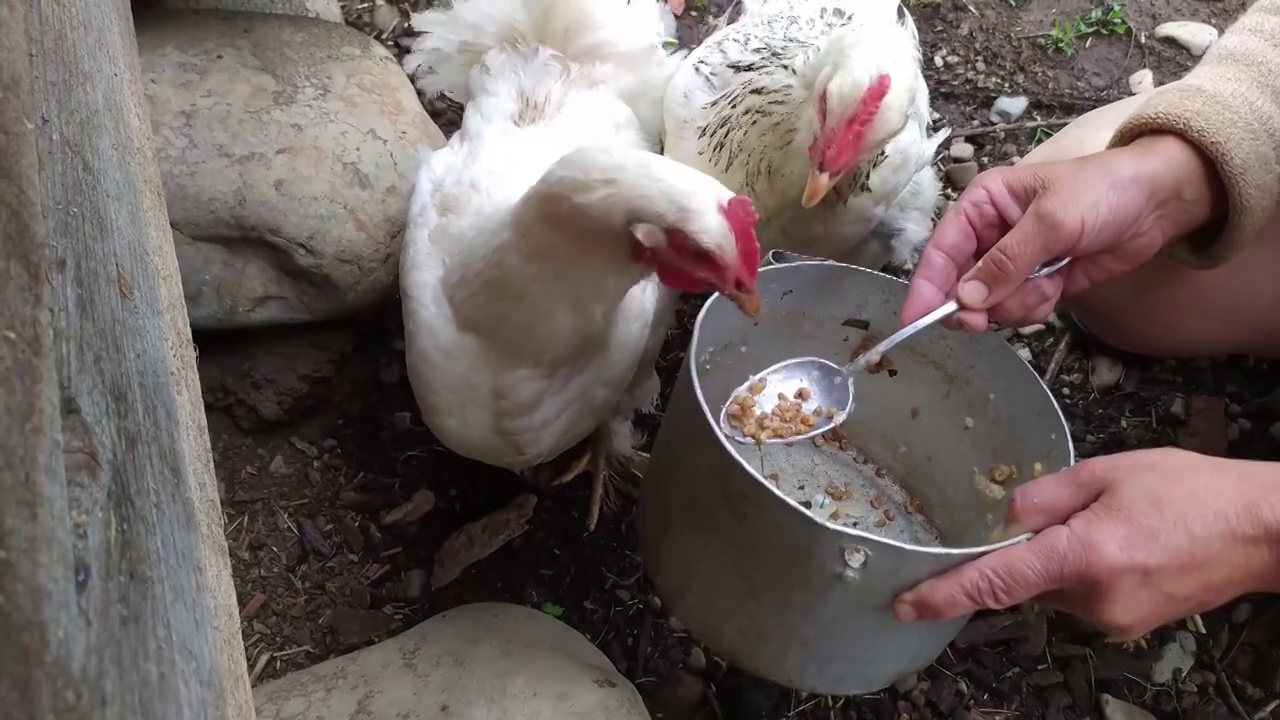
[[1228, 403, 1243, 417], [908, 686, 928, 708], [686, 646, 707, 673], [989, 95, 1029, 124], [893, 673, 920, 693], [1149, 630, 1197, 684], [1269, 421, 1280, 441], [614, 588, 632, 603], [934, 54, 945, 68], [1237, 418, 1252, 432], [1170, 396, 1187, 419], [404, 568, 427, 600], [1015, 323, 1046, 336], [1228, 424, 1240, 442], [668, 616, 686, 633], [963, 416, 974, 429], [1128, 68, 1155, 94], [1000, 142, 1018, 158], [268, 454, 289, 477], [1088, 353, 1125, 393], [1100, 693, 1156, 720], [1015, 346, 1033, 363], [945, 161, 979, 190], [949, 141, 975, 163], [392, 411, 413, 431], [647, 595, 663, 611], [290, 436, 319, 459], [1231, 602, 1252, 624]]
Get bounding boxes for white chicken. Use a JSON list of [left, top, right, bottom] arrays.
[[662, 0, 950, 271], [399, 0, 763, 531]]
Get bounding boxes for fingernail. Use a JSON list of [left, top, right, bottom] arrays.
[[893, 598, 919, 623], [958, 279, 989, 306]]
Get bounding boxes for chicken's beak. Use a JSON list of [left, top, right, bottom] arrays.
[[801, 170, 834, 209], [725, 287, 762, 319]]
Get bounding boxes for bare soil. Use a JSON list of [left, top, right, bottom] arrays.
[[208, 1, 1280, 718]]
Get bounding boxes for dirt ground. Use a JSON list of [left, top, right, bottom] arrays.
[[202, 0, 1280, 718]]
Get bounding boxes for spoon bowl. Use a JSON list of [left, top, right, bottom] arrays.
[[720, 257, 1073, 444]]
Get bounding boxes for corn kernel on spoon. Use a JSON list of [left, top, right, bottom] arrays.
[[720, 257, 1073, 445]]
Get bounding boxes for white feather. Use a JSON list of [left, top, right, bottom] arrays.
[[404, 0, 684, 142]]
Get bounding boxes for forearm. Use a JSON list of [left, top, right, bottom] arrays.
[[1108, 0, 1280, 267]]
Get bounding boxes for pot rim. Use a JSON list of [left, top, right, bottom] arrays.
[[691, 260, 1076, 556]]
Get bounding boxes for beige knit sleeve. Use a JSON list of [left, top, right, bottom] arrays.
[[1109, 0, 1280, 268]]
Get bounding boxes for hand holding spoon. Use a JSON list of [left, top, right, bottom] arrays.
[[719, 258, 1073, 445]]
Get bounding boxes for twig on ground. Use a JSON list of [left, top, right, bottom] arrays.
[[1215, 663, 1251, 720], [1042, 332, 1073, 384], [952, 117, 1076, 139], [249, 650, 271, 686]]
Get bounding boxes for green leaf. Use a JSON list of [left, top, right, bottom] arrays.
[[540, 602, 565, 618]]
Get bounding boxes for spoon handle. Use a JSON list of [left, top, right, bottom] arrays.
[[845, 258, 1073, 375], [847, 298, 961, 374]]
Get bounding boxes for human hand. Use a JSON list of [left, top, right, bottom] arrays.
[[902, 133, 1226, 331], [892, 448, 1280, 640]]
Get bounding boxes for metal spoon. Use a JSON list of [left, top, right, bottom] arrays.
[[720, 257, 1073, 445]]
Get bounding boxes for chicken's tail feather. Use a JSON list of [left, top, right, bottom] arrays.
[[403, 0, 682, 139]]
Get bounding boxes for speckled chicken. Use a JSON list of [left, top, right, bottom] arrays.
[[662, 0, 949, 271]]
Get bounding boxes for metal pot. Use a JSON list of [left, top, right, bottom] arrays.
[[639, 252, 1074, 696]]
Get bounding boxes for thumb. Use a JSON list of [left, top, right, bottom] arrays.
[[893, 524, 1083, 622], [955, 201, 1078, 312]]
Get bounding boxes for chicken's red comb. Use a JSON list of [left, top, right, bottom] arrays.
[[722, 195, 761, 280], [822, 73, 892, 172]]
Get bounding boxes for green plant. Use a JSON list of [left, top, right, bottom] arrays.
[[1031, 127, 1057, 148], [1077, 2, 1130, 35], [1044, 2, 1130, 57], [1047, 19, 1078, 56]]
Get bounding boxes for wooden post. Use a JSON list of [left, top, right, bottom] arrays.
[[0, 0, 255, 718]]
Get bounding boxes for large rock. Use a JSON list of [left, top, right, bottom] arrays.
[[136, 0, 343, 23], [254, 603, 651, 720], [1154, 21, 1219, 58], [138, 11, 445, 329]]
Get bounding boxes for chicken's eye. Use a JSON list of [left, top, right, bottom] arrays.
[[686, 246, 714, 265]]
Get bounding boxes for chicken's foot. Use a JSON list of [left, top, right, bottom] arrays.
[[548, 446, 593, 488], [586, 448, 609, 532], [543, 432, 645, 531]]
